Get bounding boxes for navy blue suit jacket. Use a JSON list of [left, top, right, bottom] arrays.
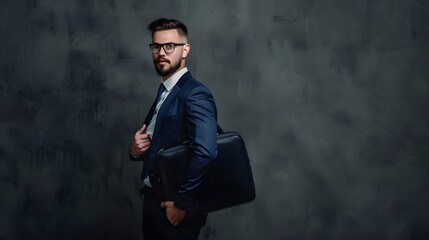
[[131, 71, 218, 213]]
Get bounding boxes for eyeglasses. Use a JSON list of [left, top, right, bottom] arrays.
[[149, 42, 186, 54]]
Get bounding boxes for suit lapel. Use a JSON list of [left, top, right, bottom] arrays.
[[143, 98, 157, 126], [151, 72, 190, 141]]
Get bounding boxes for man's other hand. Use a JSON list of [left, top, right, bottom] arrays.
[[160, 201, 187, 226]]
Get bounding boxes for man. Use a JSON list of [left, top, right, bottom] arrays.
[[129, 18, 218, 240]]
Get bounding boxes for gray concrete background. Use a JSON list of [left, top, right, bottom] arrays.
[[1, 0, 429, 239]]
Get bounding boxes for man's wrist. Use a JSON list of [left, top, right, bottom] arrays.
[[129, 146, 141, 158]]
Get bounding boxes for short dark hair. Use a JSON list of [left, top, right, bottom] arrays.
[[148, 18, 188, 38]]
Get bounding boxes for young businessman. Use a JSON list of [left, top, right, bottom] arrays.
[[129, 18, 218, 240]]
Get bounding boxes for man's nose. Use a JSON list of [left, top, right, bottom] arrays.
[[158, 46, 167, 55]]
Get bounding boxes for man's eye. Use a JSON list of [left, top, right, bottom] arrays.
[[165, 44, 174, 49]]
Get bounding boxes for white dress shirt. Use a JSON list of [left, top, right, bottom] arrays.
[[145, 67, 188, 139], [142, 67, 188, 187]]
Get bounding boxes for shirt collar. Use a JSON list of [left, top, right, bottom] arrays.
[[161, 67, 188, 92]]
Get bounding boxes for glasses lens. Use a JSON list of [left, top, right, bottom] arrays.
[[150, 43, 184, 53], [150, 44, 160, 53], [164, 43, 175, 53]]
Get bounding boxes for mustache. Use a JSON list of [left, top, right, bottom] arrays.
[[156, 58, 170, 63]]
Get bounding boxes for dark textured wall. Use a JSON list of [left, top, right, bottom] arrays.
[[1, 0, 429, 239]]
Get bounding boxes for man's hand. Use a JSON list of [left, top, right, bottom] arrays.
[[160, 201, 186, 226], [130, 124, 151, 156]]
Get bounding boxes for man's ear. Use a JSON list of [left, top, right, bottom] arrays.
[[182, 44, 190, 58]]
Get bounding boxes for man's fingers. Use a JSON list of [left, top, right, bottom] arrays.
[[138, 124, 147, 134], [160, 201, 171, 208], [136, 138, 150, 145], [160, 201, 174, 208], [138, 140, 151, 148], [134, 134, 151, 144], [161, 201, 185, 226], [135, 124, 146, 136], [171, 218, 179, 226]]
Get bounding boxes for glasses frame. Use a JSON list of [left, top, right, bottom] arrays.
[[149, 42, 186, 54]]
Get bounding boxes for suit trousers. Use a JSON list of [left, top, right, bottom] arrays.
[[142, 188, 207, 240]]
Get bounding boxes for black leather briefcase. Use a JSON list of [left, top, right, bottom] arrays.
[[156, 126, 256, 213]]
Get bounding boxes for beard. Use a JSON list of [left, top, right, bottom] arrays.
[[154, 58, 182, 78]]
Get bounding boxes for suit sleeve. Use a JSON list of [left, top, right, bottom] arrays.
[[174, 85, 218, 214]]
